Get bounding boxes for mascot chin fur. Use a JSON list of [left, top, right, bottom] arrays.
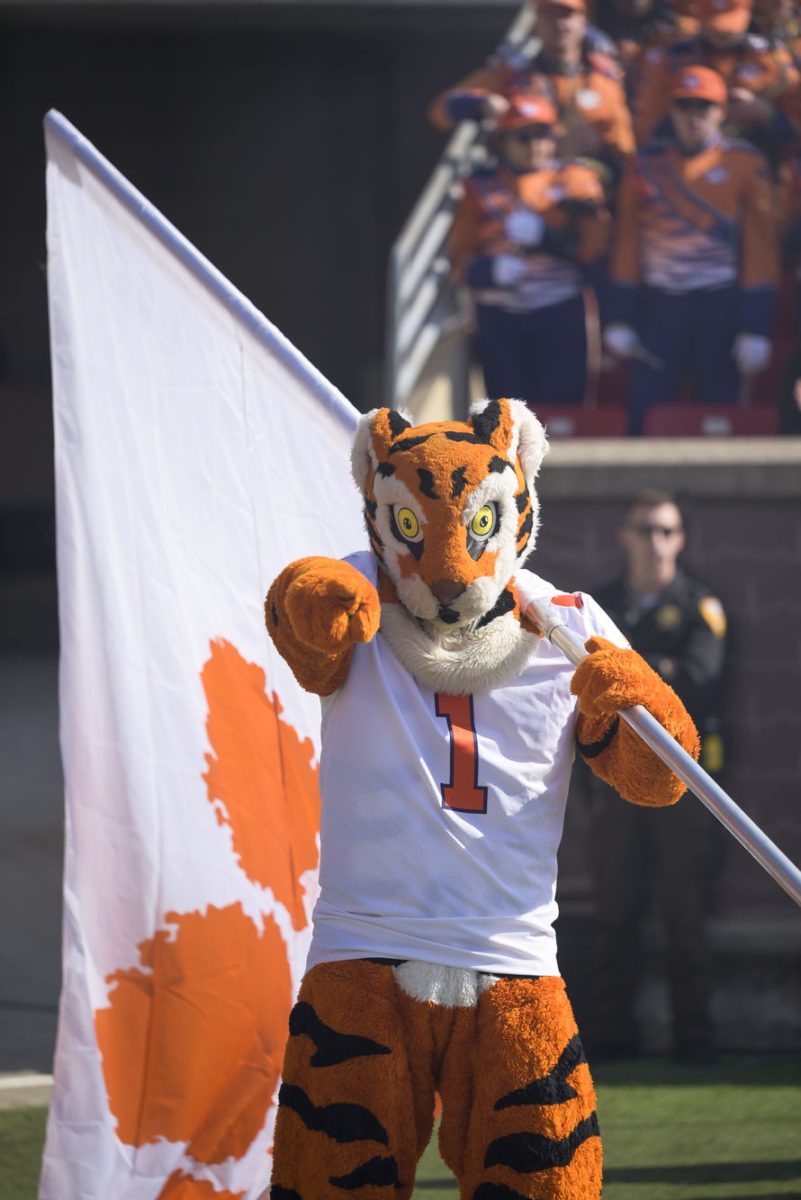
[[264, 398, 698, 1200]]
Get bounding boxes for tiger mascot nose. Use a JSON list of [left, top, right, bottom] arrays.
[[430, 579, 466, 606]]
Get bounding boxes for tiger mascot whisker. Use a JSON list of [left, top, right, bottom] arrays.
[[265, 397, 699, 1200]]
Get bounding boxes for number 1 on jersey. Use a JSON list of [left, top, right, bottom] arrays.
[[435, 693, 488, 814]]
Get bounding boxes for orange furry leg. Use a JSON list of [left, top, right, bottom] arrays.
[[265, 557, 380, 696], [439, 977, 602, 1200], [270, 961, 436, 1200], [572, 636, 700, 807]]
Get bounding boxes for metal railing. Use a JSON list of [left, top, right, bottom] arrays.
[[385, 3, 536, 419]]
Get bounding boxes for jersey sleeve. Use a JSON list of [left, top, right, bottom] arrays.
[[577, 591, 631, 649]]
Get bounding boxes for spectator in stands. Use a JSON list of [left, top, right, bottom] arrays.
[[586, 489, 728, 1063], [604, 66, 778, 434], [593, 0, 698, 99], [634, 0, 801, 160], [449, 93, 610, 407], [429, 0, 634, 183]]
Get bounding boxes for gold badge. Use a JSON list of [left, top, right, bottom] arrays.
[[699, 596, 727, 638], [656, 604, 682, 631]]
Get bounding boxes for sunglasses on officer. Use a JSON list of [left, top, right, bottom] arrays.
[[627, 522, 683, 538]]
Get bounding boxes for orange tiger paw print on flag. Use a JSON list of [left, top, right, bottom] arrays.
[[95, 638, 320, 1194]]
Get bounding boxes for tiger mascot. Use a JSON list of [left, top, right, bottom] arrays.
[[264, 397, 698, 1200]]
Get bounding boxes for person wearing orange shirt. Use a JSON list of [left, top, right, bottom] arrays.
[[604, 66, 779, 433], [634, 0, 801, 158], [450, 93, 611, 407], [594, 0, 698, 100], [429, 0, 634, 182]]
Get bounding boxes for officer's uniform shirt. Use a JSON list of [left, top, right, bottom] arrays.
[[429, 32, 635, 170], [609, 134, 779, 333], [450, 160, 610, 312], [634, 31, 801, 151], [593, 570, 727, 759]]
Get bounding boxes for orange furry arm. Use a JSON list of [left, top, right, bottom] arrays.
[[264, 557, 380, 696], [571, 636, 700, 807]]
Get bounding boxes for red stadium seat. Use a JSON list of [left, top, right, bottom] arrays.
[[643, 405, 779, 437], [534, 406, 628, 437]]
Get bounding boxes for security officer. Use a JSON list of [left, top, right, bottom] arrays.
[[449, 92, 611, 406], [604, 65, 779, 433], [429, 0, 635, 182], [634, 0, 801, 158], [586, 489, 728, 1062]]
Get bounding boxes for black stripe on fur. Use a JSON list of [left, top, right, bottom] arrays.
[[484, 1112, 600, 1173], [494, 1035, 587, 1109], [576, 717, 620, 759], [278, 1084, 388, 1146], [288, 1001, 391, 1067]]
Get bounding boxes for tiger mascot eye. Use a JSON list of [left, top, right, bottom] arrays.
[[264, 398, 699, 1200]]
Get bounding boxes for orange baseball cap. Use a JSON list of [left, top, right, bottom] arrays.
[[496, 93, 559, 130], [698, 0, 752, 33], [671, 65, 729, 103], [539, 0, 587, 12]]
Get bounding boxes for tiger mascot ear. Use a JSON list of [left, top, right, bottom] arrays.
[[469, 397, 549, 494], [351, 399, 548, 495], [351, 407, 411, 493]]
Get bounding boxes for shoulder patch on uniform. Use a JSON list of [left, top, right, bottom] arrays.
[[698, 596, 727, 637]]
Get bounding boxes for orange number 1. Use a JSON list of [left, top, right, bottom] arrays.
[[435, 693, 488, 814]]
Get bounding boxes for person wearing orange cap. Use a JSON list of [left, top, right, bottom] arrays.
[[604, 65, 779, 432], [429, 0, 635, 182], [593, 0, 699, 101], [634, 0, 801, 156], [449, 93, 611, 407]]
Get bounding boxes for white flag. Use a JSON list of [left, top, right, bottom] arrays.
[[41, 110, 364, 1200]]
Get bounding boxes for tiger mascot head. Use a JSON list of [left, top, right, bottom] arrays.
[[351, 397, 549, 693]]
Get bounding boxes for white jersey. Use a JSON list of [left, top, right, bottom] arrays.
[[307, 553, 626, 977]]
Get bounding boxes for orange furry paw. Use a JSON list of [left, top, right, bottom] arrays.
[[571, 636, 665, 717], [265, 558, 381, 696], [283, 558, 380, 653], [572, 636, 700, 807]]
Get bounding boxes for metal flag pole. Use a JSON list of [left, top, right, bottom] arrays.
[[524, 594, 801, 910]]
